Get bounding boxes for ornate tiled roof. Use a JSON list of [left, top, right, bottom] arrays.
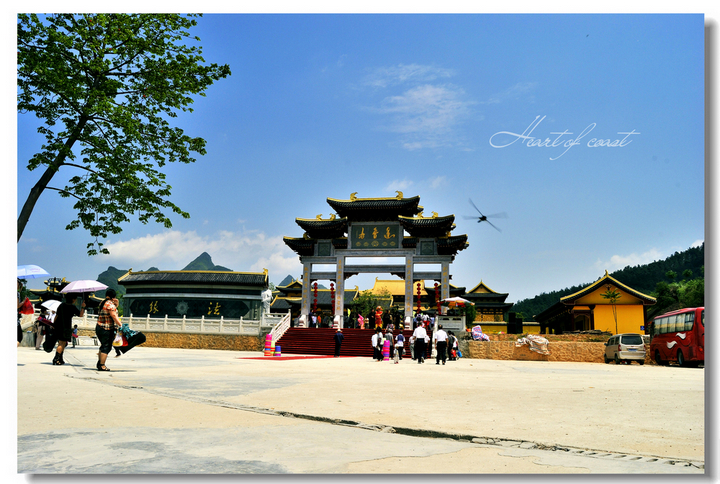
[[295, 216, 348, 239], [283, 237, 315, 256], [436, 235, 469, 255], [560, 271, 656, 304], [327, 193, 423, 221], [398, 214, 455, 238], [117, 270, 268, 286]]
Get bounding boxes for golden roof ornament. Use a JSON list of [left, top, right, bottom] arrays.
[[396, 191, 403, 199], [416, 211, 424, 218], [316, 214, 323, 220], [432, 211, 439, 218], [350, 192, 358, 201]]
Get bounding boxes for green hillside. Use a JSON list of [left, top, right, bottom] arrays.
[[511, 243, 704, 320]]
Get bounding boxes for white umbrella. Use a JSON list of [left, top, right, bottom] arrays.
[[40, 300, 61, 312], [17, 264, 50, 280], [440, 296, 474, 308], [61, 280, 108, 294]]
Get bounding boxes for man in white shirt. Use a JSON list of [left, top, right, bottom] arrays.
[[413, 323, 428, 364], [433, 324, 448, 365]]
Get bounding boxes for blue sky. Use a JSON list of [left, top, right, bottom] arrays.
[[14, 12, 708, 303]]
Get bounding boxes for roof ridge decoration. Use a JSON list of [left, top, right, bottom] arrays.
[[331, 191, 410, 203]]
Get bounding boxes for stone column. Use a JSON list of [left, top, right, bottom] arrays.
[[441, 261, 450, 316], [335, 256, 345, 328], [404, 255, 414, 326], [300, 262, 311, 327]]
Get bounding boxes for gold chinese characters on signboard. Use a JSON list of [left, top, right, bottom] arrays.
[[351, 224, 401, 249]]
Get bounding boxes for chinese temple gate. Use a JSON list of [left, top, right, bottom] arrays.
[[283, 193, 468, 327]]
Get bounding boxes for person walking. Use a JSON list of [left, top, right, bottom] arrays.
[[52, 293, 85, 365], [385, 327, 394, 360], [413, 323, 428, 364], [333, 328, 344, 357], [433, 324, 448, 365], [370, 330, 380, 361], [375, 328, 385, 361], [33, 310, 49, 350], [393, 332, 405, 364], [95, 289, 122, 371], [448, 331, 458, 361]]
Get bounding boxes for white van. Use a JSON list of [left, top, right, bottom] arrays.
[[604, 333, 646, 365]]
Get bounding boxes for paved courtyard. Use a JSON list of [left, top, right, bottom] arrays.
[[15, 345, 707, 475]]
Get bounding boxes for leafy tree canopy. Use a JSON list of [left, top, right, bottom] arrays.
[[17, 13, 231, 254]]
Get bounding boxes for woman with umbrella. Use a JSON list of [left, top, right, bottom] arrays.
[[52, 293, 86, 365], [95, 289, 121, 371]]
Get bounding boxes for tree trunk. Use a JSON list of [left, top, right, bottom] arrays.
[[17, 116, 88, 242], [17, 164, 60, 242]]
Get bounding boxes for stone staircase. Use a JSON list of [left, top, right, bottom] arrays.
[[275, 327, 431, 358]]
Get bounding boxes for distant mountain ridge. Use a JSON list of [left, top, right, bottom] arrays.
[[96, 252, 233, 297], [182, 252, 233, 271]]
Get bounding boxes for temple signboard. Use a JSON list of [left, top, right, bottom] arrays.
[[350, 223, 402, 249]]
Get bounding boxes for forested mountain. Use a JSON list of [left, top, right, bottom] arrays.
[[512, 243, 704, 320]]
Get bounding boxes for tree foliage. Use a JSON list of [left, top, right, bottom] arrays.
[[351, 288, 391, 319], [17, 14, 231, 254]]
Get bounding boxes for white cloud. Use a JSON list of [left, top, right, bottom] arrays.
[[483, 82, 537, 104], [371, 84, 473, 150], [377, 84, 471, 132], [428, 176, 448, 189], [691, 239, 704, 248], [103, 230, 302, 283], [593, 248, 666, 273], [384, 179, 414, 192], [360, 64, 474, 151], [384, 176, 448, 193], [362, 64, 455, 89]]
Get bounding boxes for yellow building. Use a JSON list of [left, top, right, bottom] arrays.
[[368, 278, 465, 312], [535, 271, 656, 335], [463, 281, 514, 323]]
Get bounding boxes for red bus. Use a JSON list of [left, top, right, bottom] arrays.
[[649, 307, 704, 367]]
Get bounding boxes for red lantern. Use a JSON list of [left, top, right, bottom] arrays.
[[416, 282, 422, 313]]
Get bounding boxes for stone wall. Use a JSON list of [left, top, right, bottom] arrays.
[[77, 329, 261, 352], [458, 340, 653, 364]]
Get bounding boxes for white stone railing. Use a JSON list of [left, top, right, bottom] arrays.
[[70, 311, 283, 336], [268, 311, 292, 345]]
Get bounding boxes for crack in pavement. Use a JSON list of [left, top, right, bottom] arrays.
[[66, 374, 704, 471]]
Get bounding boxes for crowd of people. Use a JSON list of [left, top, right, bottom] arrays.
[[17, 281, 144, 372], [369, 312, 460, 365]]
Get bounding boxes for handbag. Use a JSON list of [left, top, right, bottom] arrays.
[[112, 333, 128, 347], [19, 297, 34, 315]]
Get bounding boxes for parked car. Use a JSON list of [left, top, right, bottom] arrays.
[[604, 333, 646, 364]]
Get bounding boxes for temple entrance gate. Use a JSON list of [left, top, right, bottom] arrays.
[[283, 193, 469, 328]]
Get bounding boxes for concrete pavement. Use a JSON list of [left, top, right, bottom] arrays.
[[16, 345, 706, 474]]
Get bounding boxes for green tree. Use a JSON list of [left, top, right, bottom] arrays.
[[351, 288, 391, 319], [17, 14, 231, 254], [600, 287, 621, 334]]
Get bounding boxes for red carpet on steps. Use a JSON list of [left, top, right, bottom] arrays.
[[266, 327, 431, 358]]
